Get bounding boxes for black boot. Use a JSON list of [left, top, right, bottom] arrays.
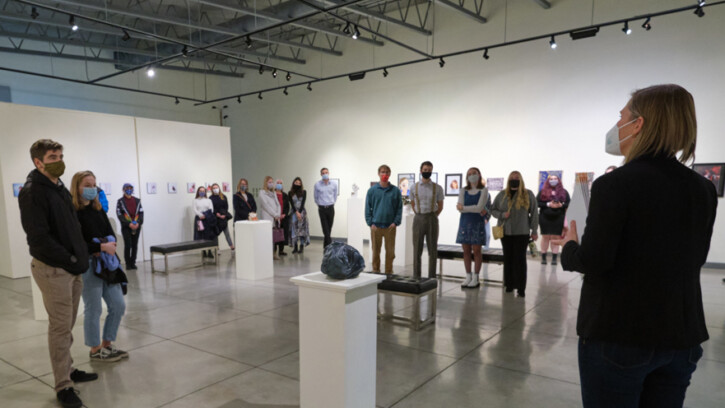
[[292, 244, 299, 254], [541, 252, 548, 265], [551, 254, 558, 265], [299, 243, 304, 254]]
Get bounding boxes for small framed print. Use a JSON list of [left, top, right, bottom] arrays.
[[418, 172, 438, 184], [99, 183, 112, 195], [222, 182, 231, 193], [168, 182, 178, 194], [12, 183, 23, 197], [445, 173, 462, 196], [187, 182, 196, 193], [147, 182, 157, 194], [693, 163, 725, 197], [397, 173, 414, 197], [486, 178, 504, 191]]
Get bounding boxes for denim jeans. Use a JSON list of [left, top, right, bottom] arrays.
[[82, 261, 126, 347], [578, 338, 703, 408]]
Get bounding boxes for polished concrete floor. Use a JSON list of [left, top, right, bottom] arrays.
[[1, 244, 724, 408]]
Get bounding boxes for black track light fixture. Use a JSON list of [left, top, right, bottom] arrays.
[[245, 35, 253, 48], [342, 22, 351, 35], [483, 48, 489, 59], [286, 72, 291, 81], [622, 21, 632, 35], [272, 69, 277, 78], [307, 82, 312, 91], [174, 97, 179, 105], [258, 92, 263, 100], [237, 96, 241, 104], [69, 15, 78, 31], [694, 1, 705, 18], [352, 25, 360, 40], [439, 57, 445, 68], [122, 29, 131, 41], [31, 7, 39, 19], [383, 68, 388, 77], [258, 65, 264, 75], [283, 87, 288, 96], [642, 17, 652, 31], [549, 35, 557, 49]]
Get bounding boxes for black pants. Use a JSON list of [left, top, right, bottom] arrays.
[[501, 235, 529, 292], [121, 226, 140, 266], [318, 206, 335, 247]]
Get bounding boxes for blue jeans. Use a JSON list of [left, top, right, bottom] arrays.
[[82, 262, 126, 347], [578, 338, 703, 408]]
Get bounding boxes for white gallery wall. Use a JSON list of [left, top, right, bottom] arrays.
[[0, 102, 231, 278], [227, 2, 725, 263]]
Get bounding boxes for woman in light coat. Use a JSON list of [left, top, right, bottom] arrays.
[[258, 176, 282, 260]]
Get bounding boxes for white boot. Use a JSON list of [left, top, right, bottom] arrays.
[[461, 273, 472, 288], [467, 274, 480, 288]]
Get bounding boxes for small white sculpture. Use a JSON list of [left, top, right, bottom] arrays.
[[351, 183, 359, 197]]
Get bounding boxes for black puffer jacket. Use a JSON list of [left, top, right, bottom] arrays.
[[18, 170, 89, 274]]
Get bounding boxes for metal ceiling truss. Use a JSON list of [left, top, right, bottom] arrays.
[[437, 0, 487, 24]]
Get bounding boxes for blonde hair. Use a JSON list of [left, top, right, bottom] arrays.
[[71, 171, 102, 211], [211, 183, 226, 201], [262, 176, 274, 192], [504, 171, 529, 210], [625, 84, 697, 164]]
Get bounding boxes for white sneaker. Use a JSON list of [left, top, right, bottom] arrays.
[[467, 274, 481, 288], [461, 274, 472, 288]]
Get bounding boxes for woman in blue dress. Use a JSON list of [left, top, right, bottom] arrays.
[[456, 167, 491, 288]]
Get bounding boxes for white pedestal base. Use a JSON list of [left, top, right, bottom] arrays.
[[346, 197, 365, 254], [235, 220, 273, 280], [291, 272, 386, 408]]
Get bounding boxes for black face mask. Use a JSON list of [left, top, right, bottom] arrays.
[[421, 171, 432, 180], [509, 179, 520, 189]]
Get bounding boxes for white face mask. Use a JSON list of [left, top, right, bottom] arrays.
[[467, 174, 480, 184], [605, 118, 638, 156], [549, 179, 559, 187], [212, 188, 220, 194]]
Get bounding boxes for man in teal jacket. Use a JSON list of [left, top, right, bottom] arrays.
[[365, 164, 403, 274]]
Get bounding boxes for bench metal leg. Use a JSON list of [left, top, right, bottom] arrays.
[[164, 255, 168, 273], [214, 246, 219, 265], [151, 253, 156, 273]]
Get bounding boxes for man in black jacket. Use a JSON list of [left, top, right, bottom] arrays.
[[18, 139, 97, 408]]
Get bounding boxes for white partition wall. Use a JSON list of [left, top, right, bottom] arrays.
[[0, 102, 230, 278]]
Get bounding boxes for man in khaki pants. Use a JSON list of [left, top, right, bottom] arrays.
[[365, 165, 403, 274], [18, 140, 97, 408]]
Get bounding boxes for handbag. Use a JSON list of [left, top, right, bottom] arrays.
[[272, 221, 285, 243], [197, 219, 205, 231], [492, 199, 513, 240]]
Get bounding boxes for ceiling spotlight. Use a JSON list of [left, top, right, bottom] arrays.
[[642, 17, 651, 31], [272, 68, 277, 78], [31, 7, 39, 19], [245, 36, 253, 48], [483, 48, 489, 60], [258, 92, 263, 100], [146, 67, 155, 78], [342, 22, 351, 35], [258, 65, 264, 75], [549, 35, 557, 49], [694, 5, 705, 17], [352, 25, 360, 40], [285, 72, 291, 81], [622, 21, 632, 35], [122, 29, 131, 41], [439, 57, 445, 68], [307, 82, 312, 91], [283, 87, 288, 95], [69, 15, 78, 31], [237, 96, 241, 104], [174, 97, 179, 105], [383, 68, 388, 77]]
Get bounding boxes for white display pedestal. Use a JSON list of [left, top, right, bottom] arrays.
[[291, 272, 386, 408], [346, 197, 365, 254], [234, 220, 273, 280]]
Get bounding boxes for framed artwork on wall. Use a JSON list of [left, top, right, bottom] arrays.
[[538, 170, 563, 192], [147, 182, 157, 194], [168, 182, 178, 194], [99, 183, 112, 195], [187, 182, 196, 193], [445, 173, 462, 196], [693, 163, 725, 197], [486, 178, 504, 191], [418, 172, 438, 184], [330, 178, 340, 196], [222, 182, 231, 193], [397, 173, 414, 197], [370, 181, 377, 187], [12, 183, 23, 197]]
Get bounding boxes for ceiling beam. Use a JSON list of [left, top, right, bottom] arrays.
[[532, 0, 552, 9], [436, 0, 487, 23]]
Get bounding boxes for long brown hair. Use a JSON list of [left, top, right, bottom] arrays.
[[70, 171, 102, 211], [503, 171, 530, 210], [464, 167, 484, 190], [195, 186, 208, 198], [625, 84, 697, 164], [289, 177, 304, 198], [236, 178, 248, 193]]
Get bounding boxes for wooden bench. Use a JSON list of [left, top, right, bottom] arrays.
[[437, 245, 505, 283], [149, 240, 218, 273], [373, 273, 438, 330]]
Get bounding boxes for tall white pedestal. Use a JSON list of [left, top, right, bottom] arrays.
[[346, 197, 365, 254], [393, 212, 414, 267], [235, 220, 273, 280], [291, 272, 386, 408]]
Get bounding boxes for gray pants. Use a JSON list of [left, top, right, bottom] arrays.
[[413, 213, 439, 279]]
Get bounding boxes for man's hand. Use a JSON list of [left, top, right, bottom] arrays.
[[100, 242, 116, 255], [552, 220, 579, 247]]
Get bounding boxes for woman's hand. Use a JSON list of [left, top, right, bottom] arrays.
[[100, 242, 116, 255], [456, 203, 463, 211], [296, 211, 302, 219], [480, 209, 487, 216], [216, 212, 224, 219], [200, 215, 205, 219], [531, 234, 538, 241], [552, 221, 579, 247], [504, 212, 511, 219]]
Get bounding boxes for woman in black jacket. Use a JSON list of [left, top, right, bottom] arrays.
[[536, 174, 570, 265], [233, 178, 257, 222], [71, 171, 128, 363], [557, 84, 717, 408], [288, 177, 310, 254], [210, 183, 234, 250]]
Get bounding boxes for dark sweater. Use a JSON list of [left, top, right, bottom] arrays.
[[210, 194, 231, 230], [77, 203, 116, 254], [561, 155, 717, 348], [233, 192, 257, 221]]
